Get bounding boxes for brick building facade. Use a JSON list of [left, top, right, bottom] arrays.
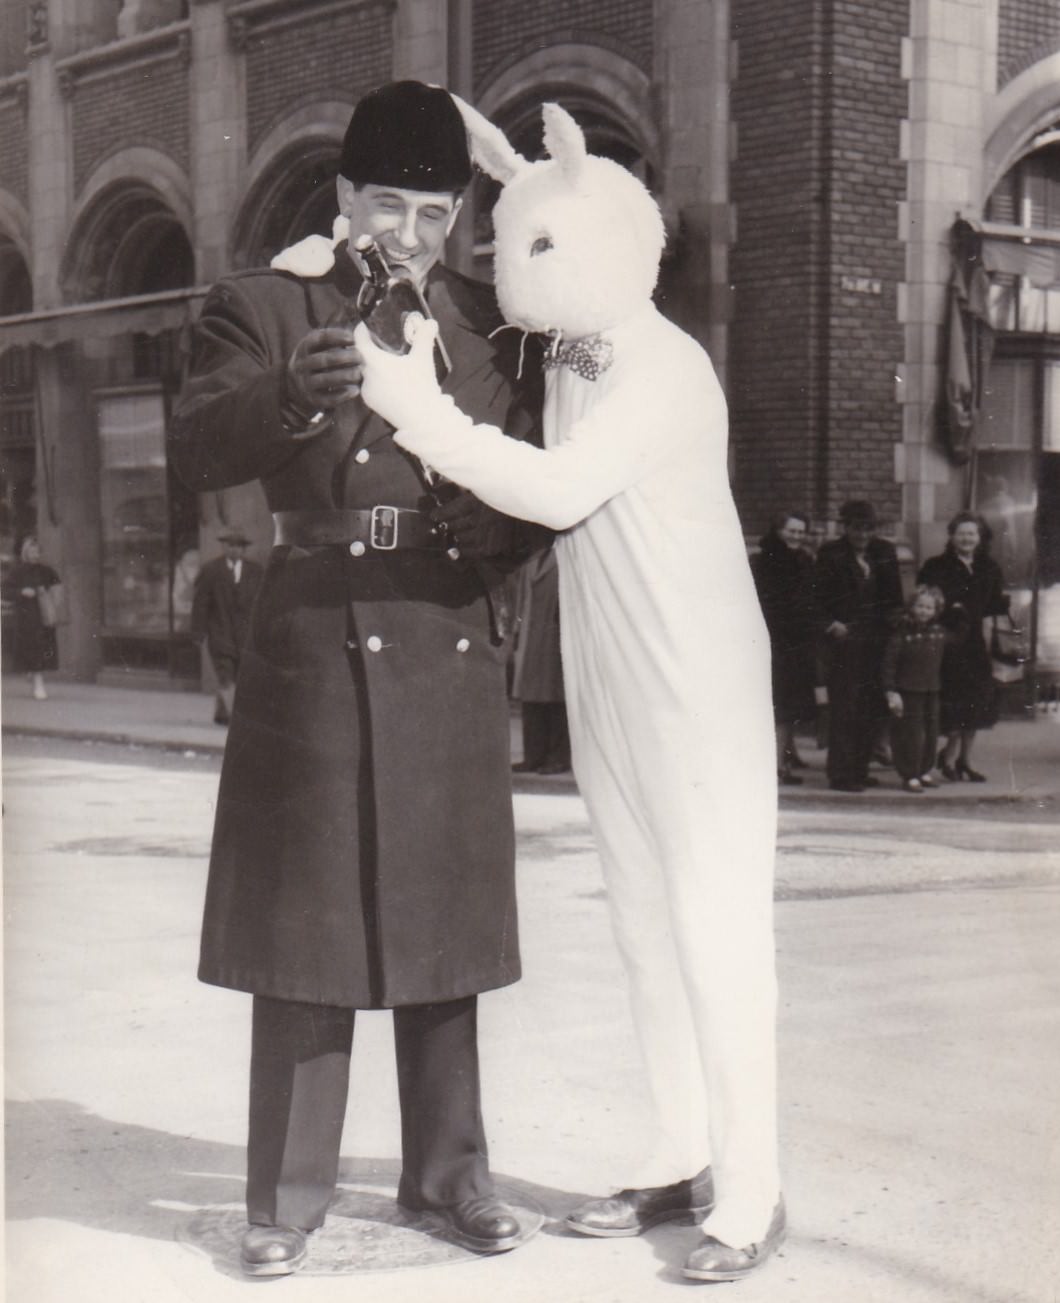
[[1, 0, 1058, 688]]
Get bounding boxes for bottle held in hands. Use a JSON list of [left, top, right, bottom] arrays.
[[352, 236, 451, 378]]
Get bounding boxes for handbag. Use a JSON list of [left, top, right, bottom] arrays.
[[990, 613, 1027, 683], [37, 586, 58, 628]]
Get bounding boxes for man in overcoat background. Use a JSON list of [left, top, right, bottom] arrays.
[[170, 80, 543, 1276], [813, 499, 904, 791], [190, 527, 264, 724]]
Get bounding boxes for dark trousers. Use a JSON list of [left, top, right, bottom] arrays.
[[246, 994, 492, 1231], [520, 701, 570, 769], [826, 638, 882, 784], [890, 691, 940, 781]]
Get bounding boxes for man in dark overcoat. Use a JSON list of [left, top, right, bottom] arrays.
[[812, 499, 904, 791], [169, 81, 543, 1276], [190, 528, 264, 723]]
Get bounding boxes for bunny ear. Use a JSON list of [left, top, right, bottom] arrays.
[[448, 92, 528, 185], [542, 103, 587, 182]]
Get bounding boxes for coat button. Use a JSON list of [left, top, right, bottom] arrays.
[[366, 635, 383, 652], [447, 546, 461, 561], [456, 638, 470, 652], [354, 448, 370, 464], [345, 639, 357, 651], [349, 540, 366, 557]]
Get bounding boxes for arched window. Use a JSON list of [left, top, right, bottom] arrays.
[[234, 144, 340, 271], [469, 92, 651, 272]]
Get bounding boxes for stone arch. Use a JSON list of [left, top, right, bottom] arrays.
[[477, 43, 658, 166], [982, 52, 1060, 199], [63, 148, 194, 302], [61, 180, 194, 302], [470, 45, 658, 256], [232, 102, 349, 270]]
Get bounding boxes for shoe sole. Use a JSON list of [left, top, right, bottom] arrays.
[[240, 1248, 307, 1277], [565, 1203, 715, 1238], [681, 1228, 787, 1281]]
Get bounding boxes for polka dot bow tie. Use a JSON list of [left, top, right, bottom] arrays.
[[544, 334, 614, 381]]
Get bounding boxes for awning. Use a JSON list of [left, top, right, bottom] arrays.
[[0, 287, 209, 355], [980, 238, 1060, 288]]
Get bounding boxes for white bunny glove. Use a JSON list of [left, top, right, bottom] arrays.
[[354, 317, 453, 435]]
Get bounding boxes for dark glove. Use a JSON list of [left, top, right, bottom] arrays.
[[284, 326, 364, 420], [429, 489, 516, 560]]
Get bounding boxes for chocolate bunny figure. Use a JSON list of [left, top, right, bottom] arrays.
[[357, 100, 784, 1276]]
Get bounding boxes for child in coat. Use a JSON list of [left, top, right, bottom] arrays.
[[882, 585, 967, 792]]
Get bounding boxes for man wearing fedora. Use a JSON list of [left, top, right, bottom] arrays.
[[191, 528, 264, 724], [813, 500, 904, 791], [171, 81, 543, 1274]]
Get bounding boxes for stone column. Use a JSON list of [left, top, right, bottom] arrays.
[[897, 0, 995, 558], [655, 0, 733, 379], [188, 0, 244, 283]]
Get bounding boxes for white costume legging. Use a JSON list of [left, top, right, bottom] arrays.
[[566, 638, 780, 1250]]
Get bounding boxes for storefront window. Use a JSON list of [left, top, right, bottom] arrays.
[[1036, 363, 1060, 676], [98, 390, 170, 634]]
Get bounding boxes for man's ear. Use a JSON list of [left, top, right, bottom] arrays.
[[445, 196, 464, 238], [336, 176, 355, 215]]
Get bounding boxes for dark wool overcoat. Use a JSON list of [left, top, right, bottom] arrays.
[[750, 532, 820, 725], [170, 248, 541, 1009], [917, 547, 1008, 731], [190, 555, 264, 667]]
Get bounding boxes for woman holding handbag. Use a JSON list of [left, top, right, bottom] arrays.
[[5, 534, 62, 700], [917, 512, 1009, 781]]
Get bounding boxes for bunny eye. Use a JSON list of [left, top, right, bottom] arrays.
[[529, 234, 554, 257]]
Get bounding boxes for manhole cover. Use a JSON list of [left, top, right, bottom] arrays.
[[179, 1182, 546, 1276]]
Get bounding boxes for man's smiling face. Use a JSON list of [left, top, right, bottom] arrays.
[[336, 178, 462, 288]]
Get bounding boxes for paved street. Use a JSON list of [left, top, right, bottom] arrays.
[[4, 733, 1060, 1303]]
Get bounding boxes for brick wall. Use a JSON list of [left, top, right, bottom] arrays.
[[73, 58, 189, 192], [471, 0, 653, 94], [730, 0, 826, 533], [245, 4, 391, 155], [0, 98, 28, 204], [825, 0, 906, 526], [730, 0, 907, 534], [997, 0, 1060, 86]]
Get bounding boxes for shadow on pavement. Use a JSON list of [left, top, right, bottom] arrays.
[[5, 1098, 588, 1276]]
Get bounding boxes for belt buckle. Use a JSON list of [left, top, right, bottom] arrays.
[[370, 505, 399, 550]]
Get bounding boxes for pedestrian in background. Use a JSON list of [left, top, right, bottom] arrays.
[[191, 528, 263, 725], [812, 500, 904, 792], [917, 511, 1009, 782], [751, 511, 819, 785], [511, 543, 570, 774], [882, 584, 967, 793], [4, 534, 62, 701]]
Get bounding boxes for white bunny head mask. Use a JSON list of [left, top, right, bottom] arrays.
[[453, 98, 665, 341]]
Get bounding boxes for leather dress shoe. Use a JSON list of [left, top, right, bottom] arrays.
[[566, 1169, 714, 1237], [423, 1196, 524, 1253], [682, 1198, 786, 1282], [240, 1225, 308, 1276], [829, 780, 864, 792]]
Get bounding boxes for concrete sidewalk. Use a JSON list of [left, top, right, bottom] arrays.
[[3, 672, 1057, 806]]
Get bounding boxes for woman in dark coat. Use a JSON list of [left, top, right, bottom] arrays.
[[917, 511, 1009, 781], [751, 511, 818, 784], [4, 535, 61, 700]]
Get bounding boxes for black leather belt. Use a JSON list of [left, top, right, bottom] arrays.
[[272, 507, 446, 551]]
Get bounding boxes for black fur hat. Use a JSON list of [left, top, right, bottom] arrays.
[[339, 81, 472, 192]]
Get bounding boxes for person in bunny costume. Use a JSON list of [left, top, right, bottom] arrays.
[[356, 99, 785, 1282]]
